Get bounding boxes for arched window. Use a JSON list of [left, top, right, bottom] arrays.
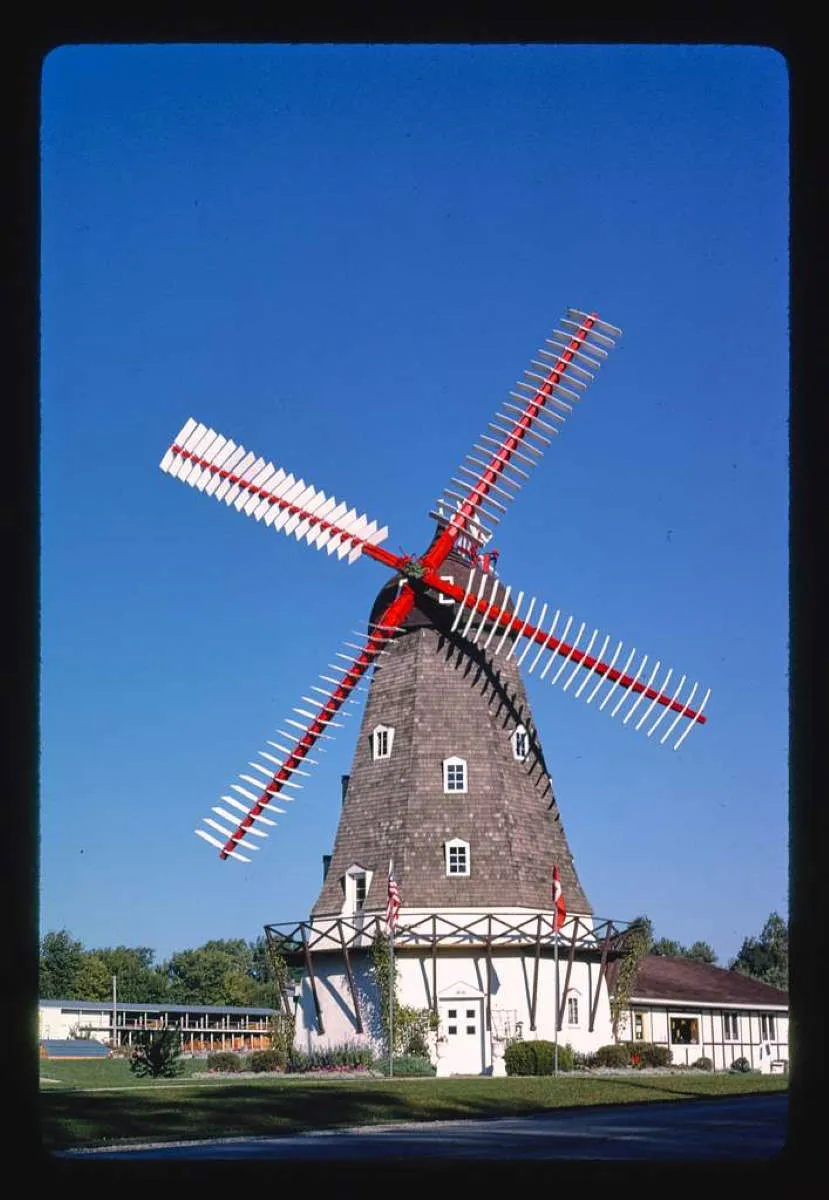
[[511, 725, 529, 762], [445, 838, 470, 876], [566, 989, 581, 1027], [443, 756, 468, 794], [371, 724, 395, 761]]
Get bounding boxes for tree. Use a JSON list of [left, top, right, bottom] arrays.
[[91, 945, 169, 1003], [651, 937, 717, 964], [74, 953, 113, 1001], [730, 912, 788, 991], [40, 930, 84, 998], [651, 938, 683, 957], [684, 941, 718, 965], [129, 1028, 184, 1079], [163, 940, 260, 1006]]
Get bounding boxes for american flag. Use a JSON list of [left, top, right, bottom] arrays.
[[552, 864, 567, 932], [386, 860, 402, 934]]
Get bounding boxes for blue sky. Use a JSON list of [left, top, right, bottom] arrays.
[[40, 44, 788, 968]]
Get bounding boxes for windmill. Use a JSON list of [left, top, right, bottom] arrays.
[[160, 308, 710, 1073]]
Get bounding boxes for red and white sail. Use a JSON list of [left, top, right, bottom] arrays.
[[161, 419, 389, 564], [427, 567, 710, 750], [429, 309, 621, 548], [193, 620, 404, 861]]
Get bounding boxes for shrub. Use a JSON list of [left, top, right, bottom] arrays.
[[396, 1005, 434, 1057], [693, 1057, 714, 1071], [129, 1028, 184, 1079], [287, 1043, 375, 1073], [628, 1042, 672, 1068], [250, 1049, 286, 1073], [504, 1040, 575, 1076], [206, 1052, 245, 1073], [376, 1055, 436, 1077], [730, 1056, 752, 1073], [592, 1043, 631, 1069]]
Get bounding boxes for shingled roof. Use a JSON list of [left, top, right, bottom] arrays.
[[606, 954, 788, 1006], [313, 544, 591, 916]]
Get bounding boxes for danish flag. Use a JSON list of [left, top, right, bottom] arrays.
[[552, 864, 567, 932]]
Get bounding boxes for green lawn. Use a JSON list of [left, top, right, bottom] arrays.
[[40, 1060, 787, 1153]]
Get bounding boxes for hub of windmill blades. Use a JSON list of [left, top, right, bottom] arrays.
[[159, 307, 711, 863]]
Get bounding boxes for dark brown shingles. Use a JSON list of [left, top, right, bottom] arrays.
[[313, 562, 591, 917], [605, 954, 788, 1006]]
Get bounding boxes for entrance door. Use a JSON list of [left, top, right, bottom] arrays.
[[439, 998, 484, 1075]]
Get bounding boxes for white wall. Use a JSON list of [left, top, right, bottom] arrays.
[[620, 1002, 789, 1070], [294, 945, 615, 1073]]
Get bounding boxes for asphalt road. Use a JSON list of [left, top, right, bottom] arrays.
[[59, 1093, 788, 1161]]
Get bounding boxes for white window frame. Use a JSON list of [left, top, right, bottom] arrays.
[[761, 1013, 776, 1041], [566, 993, 580, 1027], [343, 864, 373, 914], [443, 755, 468, 794], [445, 838, 470, 877], [723, 1012, 740, 1041], [438, 574, 455, 605], [511, 724, 529, 762], [371, 724, 395, 761], [632, 1010, 649, 1042]]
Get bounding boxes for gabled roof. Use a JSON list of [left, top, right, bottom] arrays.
[[606, 955, 788, 1007]]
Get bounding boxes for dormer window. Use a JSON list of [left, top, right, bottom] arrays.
[[343, 863, 373, 915], [443, 756, 468, 794], [512, 725, 529, 762], [371, 724, 395, 761], [438, 574, 455, 605], [445, 838, 470, 876]]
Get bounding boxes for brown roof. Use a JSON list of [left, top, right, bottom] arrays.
[[606, 954, 788, 1007]]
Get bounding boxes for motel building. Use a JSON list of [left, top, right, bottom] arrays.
[[38, 999, 277, 1056], [607, 954, 789, 1073]]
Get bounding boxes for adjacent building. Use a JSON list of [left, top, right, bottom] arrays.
[[607, 954, 789, 1073], [38, 998, 276, 1055]]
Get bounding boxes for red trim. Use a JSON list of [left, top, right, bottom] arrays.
[[421, 314, 598, 572], [219, 584, 418, 859], [421, 569, 707, 725], [169, 447, 396, 558]]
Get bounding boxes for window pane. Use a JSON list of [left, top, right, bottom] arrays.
[[669, 1017, 699, 1045], [466, 1026, 475, 1035], [448, 1025, 457, 1035], [448, 1009, 456, 1018], [466, 1010, 475, 1018]]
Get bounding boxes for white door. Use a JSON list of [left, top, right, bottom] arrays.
[[439, 998, 484, 1075]]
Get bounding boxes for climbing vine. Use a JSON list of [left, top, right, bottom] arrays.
[[369, 932, 435, 1054], [609, 920, 651, 1040], [369, 931, 399, 1050], [267, 940, 296, 1059]]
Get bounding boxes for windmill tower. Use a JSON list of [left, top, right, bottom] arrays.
[[160, 308, 710, 1075]]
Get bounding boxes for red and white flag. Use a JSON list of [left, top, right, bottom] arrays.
[[552, 864, 567, 932], [386, 860, 401, 934]]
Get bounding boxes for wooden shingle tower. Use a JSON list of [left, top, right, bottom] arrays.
[[160, 308, 710, 1074]]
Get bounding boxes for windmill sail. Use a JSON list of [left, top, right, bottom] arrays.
[[429, 309, 621, 547], [161, 419, 389, 564], [423, 566, 710, 749], [193, 620, 403, 860]]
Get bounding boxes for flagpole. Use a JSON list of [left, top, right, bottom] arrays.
[[554, 927, 559, 1076], [389, 924, 395, 1078]]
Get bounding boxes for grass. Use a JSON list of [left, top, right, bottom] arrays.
[[39, 1059, 788, 1153]]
